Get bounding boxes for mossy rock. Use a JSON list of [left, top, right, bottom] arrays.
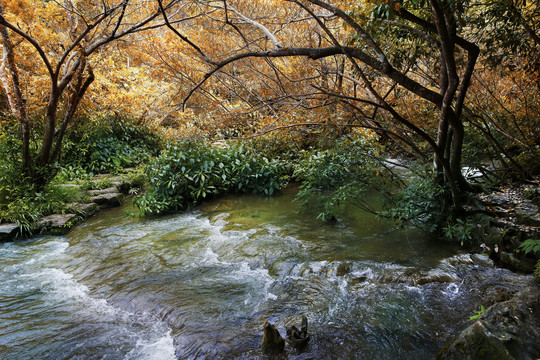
[[438, 321, 513, 360], [437, 322, 514, 360], [437, 286, 540, 360], [0, 223, 18, 242], [515, 207, 540, 227], [90, 192, 125, 208], [497, 252, 536, 273], [36, 214, 80, 235]]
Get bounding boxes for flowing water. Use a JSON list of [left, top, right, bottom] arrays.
[[0, 185, 534, 359]]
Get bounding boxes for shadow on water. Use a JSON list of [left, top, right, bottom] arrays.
[[0, 184, 534, 359]]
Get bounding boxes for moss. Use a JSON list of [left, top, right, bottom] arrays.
[[495, 291, 515, 303], [435, 340, 453, 359], [437, 323, 513, 360], [459, 324, 511, 360]]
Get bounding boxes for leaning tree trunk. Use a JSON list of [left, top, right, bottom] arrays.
[[51, 61, 94, 163]]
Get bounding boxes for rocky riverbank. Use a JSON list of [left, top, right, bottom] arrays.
[[474, 178, 540, 276], [435, 178, 540, 360], [0, 171, 144, 242], [437, 286, 540, 360]]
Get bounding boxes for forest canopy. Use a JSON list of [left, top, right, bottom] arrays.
[[0, 0, 538, 238]]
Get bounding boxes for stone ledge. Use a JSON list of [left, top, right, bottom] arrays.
[[0, 223, 18, 241], [437, 286, 540, 360], [37, 214, 77, 227], [90, 192, 124, 208], [67, 202, 99, 215], [88, 187, 119, 196]]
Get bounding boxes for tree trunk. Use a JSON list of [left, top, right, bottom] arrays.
[[0, 3, 30, 172], [40, 89, 60, 168], [51, 64, 94, 163]]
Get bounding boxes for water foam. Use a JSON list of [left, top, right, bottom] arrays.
[[125, 330, 176, 360], [1, 237, 176, 359]]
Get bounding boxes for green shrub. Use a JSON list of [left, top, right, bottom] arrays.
[[134, 141, 288, 215], [0, 113, 143, 229], [519, 239, 540, 280], [293, 138, 385, 221], [61, 114, 163, 174], [381, 166, 450, 234], [293, 139, 468, 237], [0, 172, 85, 232], [0, 117, 33, 226], [246, 135, 302, 165]]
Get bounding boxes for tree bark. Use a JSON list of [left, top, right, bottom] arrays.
[[51, 62, 94, 163], [0, 3, 30, 172]]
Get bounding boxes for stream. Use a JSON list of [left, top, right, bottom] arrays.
[[0, 185, 534, 359]]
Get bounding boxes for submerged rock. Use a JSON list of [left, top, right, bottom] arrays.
[[413, 269, 461, 285], [262, 320, 285, 353], [336, 262, 353, 276], [437, 286, 540, 360]]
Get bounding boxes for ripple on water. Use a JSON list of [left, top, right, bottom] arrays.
[[0, 237, 175, 360], [1, 192, 536, 360]]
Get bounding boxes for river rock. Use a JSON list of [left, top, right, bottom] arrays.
[[514, 203, 540, 227], [497, 252, 536, 273], [90, 192, 124, 208], [88, 187, 119, 196], [413, 269, 461, 285], [37, 214, 77, 227], [0, 223, 18, 241], [471, 253, 495, 267], [262, 320, 285, 353], [336, 262, 353, 276], [350, 275, 369, 285], [446, 254, 474, 266], [69, 202, 99, 215], [90, 173, 143, 194], [436, 286, 540, 360], [36, 214, 77, 234]]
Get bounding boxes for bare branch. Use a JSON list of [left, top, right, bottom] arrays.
[[220, 2, 282, 50], [157, 0, 213, 63]]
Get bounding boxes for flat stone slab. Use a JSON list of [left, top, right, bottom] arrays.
[[0, 223, 18, 241], [37, 214, 77, 228], [68, 202, 99, 215], [90, 192, 124, 208], [77, 203, 99, 213], [56, 183, 82, 189], [471, 253, 495, 267], [88, 187, 119, 196]]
